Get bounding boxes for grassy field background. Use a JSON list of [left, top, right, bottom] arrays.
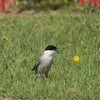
[[0, 11, 100, 99]]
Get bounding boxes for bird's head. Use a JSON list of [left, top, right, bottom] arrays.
[[44, 45, 59, 55]]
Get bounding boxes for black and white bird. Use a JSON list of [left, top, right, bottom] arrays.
[[32, 45, 59, 77]]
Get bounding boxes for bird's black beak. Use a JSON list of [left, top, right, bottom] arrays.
[[55, 49, 60, 51]]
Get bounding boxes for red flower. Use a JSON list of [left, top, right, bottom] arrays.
[[86, 0, 91, 5], [96, 0, 100, 7], [91, 0, 96, 6], [79, 0, 84, 6]]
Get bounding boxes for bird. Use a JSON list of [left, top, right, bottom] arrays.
[[32, 45, 59, 77]]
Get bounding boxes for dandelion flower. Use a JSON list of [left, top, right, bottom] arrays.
[[2, 36, 8, 40], [5, 37, 8, 40], [73, 56, 79, 62], [64, 0, 68, 3]]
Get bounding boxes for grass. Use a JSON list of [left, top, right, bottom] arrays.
[[0, 11, 100, 99]]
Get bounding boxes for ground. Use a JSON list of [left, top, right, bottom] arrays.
[[0, 6, 79, 17]]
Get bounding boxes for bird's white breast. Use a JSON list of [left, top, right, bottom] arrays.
[[40, 54, 53, 68], [38, 51, 54, 74]]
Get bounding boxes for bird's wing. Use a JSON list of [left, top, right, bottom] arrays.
[[32, 59, 40, 71]]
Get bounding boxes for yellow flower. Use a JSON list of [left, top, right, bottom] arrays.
[[2, 36, 8, 40], [81, 41, 84, 44], [5, 37, 8, 40], [73, 56, 79, 62], [42, 0, 46, 5], [64, 0, 68, 3]]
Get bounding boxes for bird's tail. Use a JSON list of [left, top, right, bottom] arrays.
[[31, 68, 35, 71], [32, 61, 39, 71], [31, 65, 36, 71]]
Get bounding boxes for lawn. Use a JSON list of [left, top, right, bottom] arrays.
[[0, 11, 100, 99]]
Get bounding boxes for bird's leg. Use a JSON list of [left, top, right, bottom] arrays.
[[35, 70, 38, 74]]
